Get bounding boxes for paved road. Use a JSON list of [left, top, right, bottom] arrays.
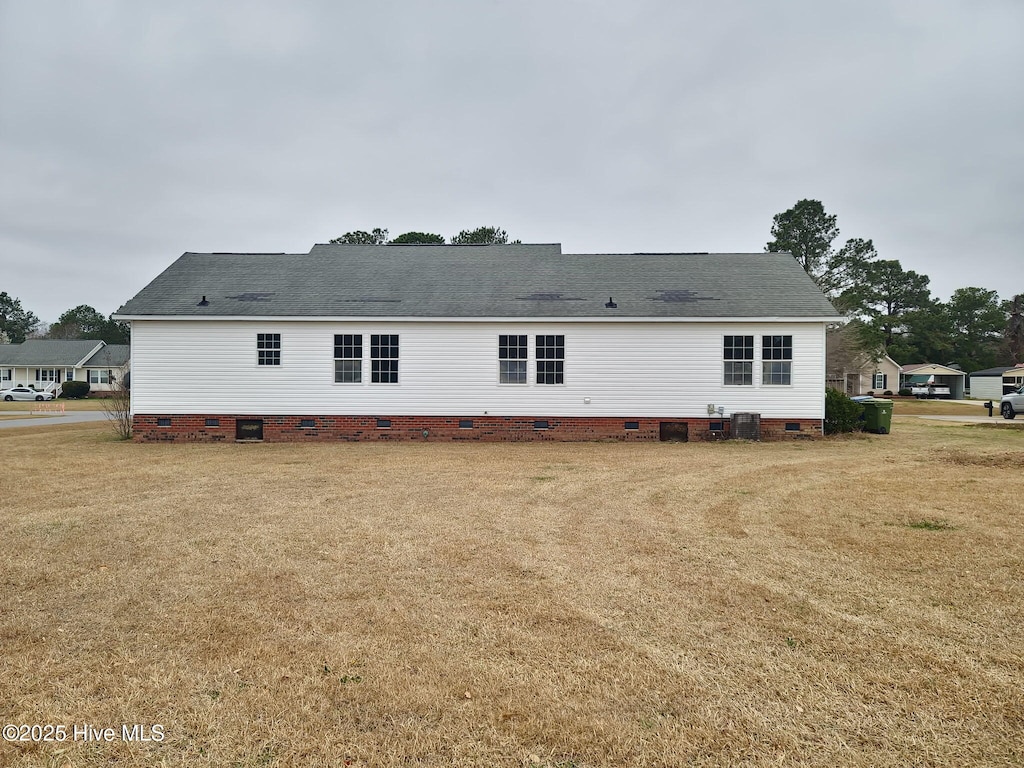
[[911, 414, 1013, 424], [0, 411, 110, 430]]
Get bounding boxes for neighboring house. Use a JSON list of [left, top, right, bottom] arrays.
[[1006, 365, 1024, 392], [114, 243, 843, 442], [825, 339, 902, 396], [969, 364, 1024, 399], [901, 363, 967, 399], [0, 339, 130, 395]]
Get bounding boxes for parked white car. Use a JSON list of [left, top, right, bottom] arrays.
[[1000, 385, 1024, 419], [1, 386, 55, 402]]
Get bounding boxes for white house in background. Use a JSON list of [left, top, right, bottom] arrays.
[[0, 339, 130, 395], [114, 243, 843, 442], [969, 364, 1024, 399]]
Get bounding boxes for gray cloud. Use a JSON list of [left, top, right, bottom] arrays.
[[2, 0, 1021, 322]]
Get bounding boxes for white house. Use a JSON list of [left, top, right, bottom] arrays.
[[969, 364, 1024, 399], [114, 244, 843, 442], [0, 339, 130, 395]]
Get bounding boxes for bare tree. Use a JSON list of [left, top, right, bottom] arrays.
[[103, 379, 132, 439]]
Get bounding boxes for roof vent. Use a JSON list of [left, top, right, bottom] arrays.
[[197, 296, 209, 306], [605, 297, 617, 308]]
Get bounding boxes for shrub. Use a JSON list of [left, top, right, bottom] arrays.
[[898, 388, 911, 397], [883, 390, 893, 396], [61, 380, 90, 399], [825, 387, 864, 435]]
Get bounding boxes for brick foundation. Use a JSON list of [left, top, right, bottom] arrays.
[[132, 414, 823, 443]]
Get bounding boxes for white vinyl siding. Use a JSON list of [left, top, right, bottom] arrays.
[[130, 320, 828, 418]]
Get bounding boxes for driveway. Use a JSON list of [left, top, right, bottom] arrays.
[[0, 411, 110, 430]]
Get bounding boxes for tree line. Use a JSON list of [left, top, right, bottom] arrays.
[[4, 214, 1020, 372], [329, 225, 518, 246], [0, 296, 128, 345], [767, 199, 1023, 372]]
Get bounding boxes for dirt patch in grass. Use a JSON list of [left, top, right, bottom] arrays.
[[1, 421, 1022, 767], [942, 450, 1024, 468]]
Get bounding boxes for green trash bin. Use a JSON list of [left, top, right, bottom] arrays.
[[862, 398, 893, 434]]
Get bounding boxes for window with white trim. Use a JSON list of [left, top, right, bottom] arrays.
[[257, 333, 281, 366], [762, 335, 793, 385], [535, 335, 564, 384], [64, 368, 74, 382], [1, 369, 10, 382], [88, 369, 110, 384], [873, 372, 886, 390], [370, 334, 399, 383], [36, 368, 57, 382], [498, 335, 528, 384], [723, 336, 753, 385], [334, 334, 362, 383]]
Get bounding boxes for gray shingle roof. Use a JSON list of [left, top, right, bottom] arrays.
[[115, 244, 841, 319], [82, 344, 130, 367], [0, 339, 105, 366]]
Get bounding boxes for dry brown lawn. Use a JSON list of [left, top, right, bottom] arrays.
[[1, 418, 1022, 767]]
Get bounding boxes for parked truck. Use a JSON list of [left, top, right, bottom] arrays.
[[1000, 384, 1024, 419]]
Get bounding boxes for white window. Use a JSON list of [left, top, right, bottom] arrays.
[[498, 335, 528, 384], [64, 368, 75, 382], [36, 368, 57, 382], [724, 336, 753, 385], [535, 335, 564, 385], [1, 369, 10, 382], [370, 334, 399, 383], [873, 372, 886, 390], [762, 336, 793, 385], [334, 334, 362, 383], [257, 333, 281, 366], [89, 369, 110, 384]]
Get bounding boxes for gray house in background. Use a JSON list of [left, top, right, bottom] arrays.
[[0, 339, 130, 394]]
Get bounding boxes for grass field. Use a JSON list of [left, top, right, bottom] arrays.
[[1, 416, 1022, 767]]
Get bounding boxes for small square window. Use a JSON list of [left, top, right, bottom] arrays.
[[376, 418, 391, 428], [710, 421, 724, 431], [534, 420, 549, 430], [205, 418, 220, 427], [624, 421, 640, 430], [257, 333, 281, 366], [459, 419, 474, 429], [785, 422, 801, 431], [300, 419, 316, 428], [157, 417, 171, 427]]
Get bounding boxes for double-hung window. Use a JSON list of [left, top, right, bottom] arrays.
[[762, 335, 793, 385], [257, 333, 281, 366], [370, 334, 399, 383], [723, 336, 753, 385], [334, 334, 362, 383], [89, 369, 110, 384], [498, 335, 528, 384], [536, 335, 564, 385], [873, 372, 886, 390], [1, 369, 10, 382], [36, 368, 57, 383]]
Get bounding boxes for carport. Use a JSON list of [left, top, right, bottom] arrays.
[[901, 363, 967, 399]]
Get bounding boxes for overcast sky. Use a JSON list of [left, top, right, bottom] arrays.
[[1, 0, 1021, 324]]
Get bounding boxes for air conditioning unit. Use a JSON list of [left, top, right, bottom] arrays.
[[731, 412, 761, 441]]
